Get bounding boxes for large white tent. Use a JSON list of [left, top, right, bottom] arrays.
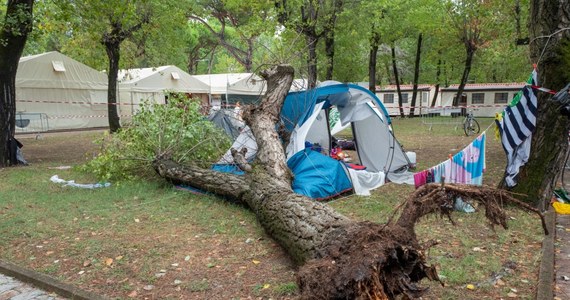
[[192, 73, 266, 107], [15, 51, 109, 131], [118, 65, 211, 116]]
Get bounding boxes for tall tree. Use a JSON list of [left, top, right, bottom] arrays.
[[409, 33, 422, 117], [185, 24, 217, 74], [0, 0, 34, 167], [449, 0, 488, 106], [391, 45, 405, 118], [57, 0, 153, 133], [188, 0, 274, 72], [276, 0, 344, 88], [504, 0, 570, 209], [323, 0, 343, 80], [368, 28, 381, 93], [98, 3, 150, 133]]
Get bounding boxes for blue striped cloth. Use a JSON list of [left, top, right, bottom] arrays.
[[495, 70, 538, 187]]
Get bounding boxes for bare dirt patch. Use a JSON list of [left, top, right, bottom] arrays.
[[17, 130, 105, 164]]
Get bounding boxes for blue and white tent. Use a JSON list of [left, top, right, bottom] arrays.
[[215, 81, 413, 199]]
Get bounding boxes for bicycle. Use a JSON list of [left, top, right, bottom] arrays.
[[463, 109, 480, 136]]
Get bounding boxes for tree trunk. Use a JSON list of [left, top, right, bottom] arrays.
[[324, 0, 343, 81], [324, 31, 335, 80], [502, 0, 570, 209], [0, 0, 34, 167], [409, 33, 423, 117], [104, 42, 121, 133], [368, 29, 381, 93], [454, 45, 474, 107], [391, 46, 405, 118], [307, 33, 319, 89], [431, 57, 442, 107]]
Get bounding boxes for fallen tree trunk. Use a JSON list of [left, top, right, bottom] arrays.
[[152, 65, 547, 299]]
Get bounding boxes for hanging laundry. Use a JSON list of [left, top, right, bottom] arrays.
[[413, 132, 486, 188], [413, 170, 428, 189], [449, 132, 486, 185], [495, 70, 538, 187]]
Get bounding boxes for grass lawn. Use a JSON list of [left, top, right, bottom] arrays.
[[0, 118, 545, 299]]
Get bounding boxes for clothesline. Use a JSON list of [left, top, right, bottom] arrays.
[[413, 130, 487, 189]]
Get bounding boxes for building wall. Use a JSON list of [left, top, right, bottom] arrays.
[[375, 90, 432, 116], [440, 89, 521, 117]]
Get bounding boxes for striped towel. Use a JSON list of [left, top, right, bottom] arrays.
[[495, 70, 538, 187]]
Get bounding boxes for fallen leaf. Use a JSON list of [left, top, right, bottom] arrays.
[[134, 218, 140, 223], [105, 258, 114, 266], [184, 256, 190, 261], [495, 278, 505, 286], [115, 255, 123, 260], [263, 284, 270, 289], [171, 263, 179, 267], [507, 292, 517, 298], [78, 270, 85, 275], [252, 260, 261, 265], [45, 251, 54, 256], [143, 285, 154, 291], [466, 284, 475, 290], [127, 291, 137, 298], [83, 260, 91, 267]]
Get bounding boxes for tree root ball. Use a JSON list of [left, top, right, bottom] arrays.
[[297, 222, 440, 299]]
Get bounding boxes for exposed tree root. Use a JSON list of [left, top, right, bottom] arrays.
[[297, 183, 547, 299]]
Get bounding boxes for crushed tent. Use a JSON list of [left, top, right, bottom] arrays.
[[212, 81, 415, 199]]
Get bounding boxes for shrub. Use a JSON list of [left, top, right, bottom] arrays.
[[81, 94, 231, 181]]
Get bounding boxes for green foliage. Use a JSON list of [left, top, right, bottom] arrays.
[[81, 94, 231, 181]]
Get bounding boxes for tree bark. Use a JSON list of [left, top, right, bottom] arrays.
[[454, 45, 474, 107], [391, 45, 405, 118], [431, 57, 442, 107], [368, 29, 381, 93], [324, 0, 343, 81], [101, 17, 149, 133], [409, 33, 423, 117], [502, 0, 570, 209], [0, 0, 34, 167], [103, 40, 121, 133], [306, 33, 319, 89]]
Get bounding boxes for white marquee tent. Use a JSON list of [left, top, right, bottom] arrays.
[[15, 51, 109, 131], [192, 73, 266, 107], [118, 65, 211, 116]]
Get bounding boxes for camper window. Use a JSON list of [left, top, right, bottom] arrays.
[[494, 92, 509, 104], [472, 93, 485, 104]]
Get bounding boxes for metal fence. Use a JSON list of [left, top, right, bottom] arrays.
[[15, 112, 49, 137], [420, 107, 467, 131]]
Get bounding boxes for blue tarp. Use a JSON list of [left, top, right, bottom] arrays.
[[287, 148, 353, 200]]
